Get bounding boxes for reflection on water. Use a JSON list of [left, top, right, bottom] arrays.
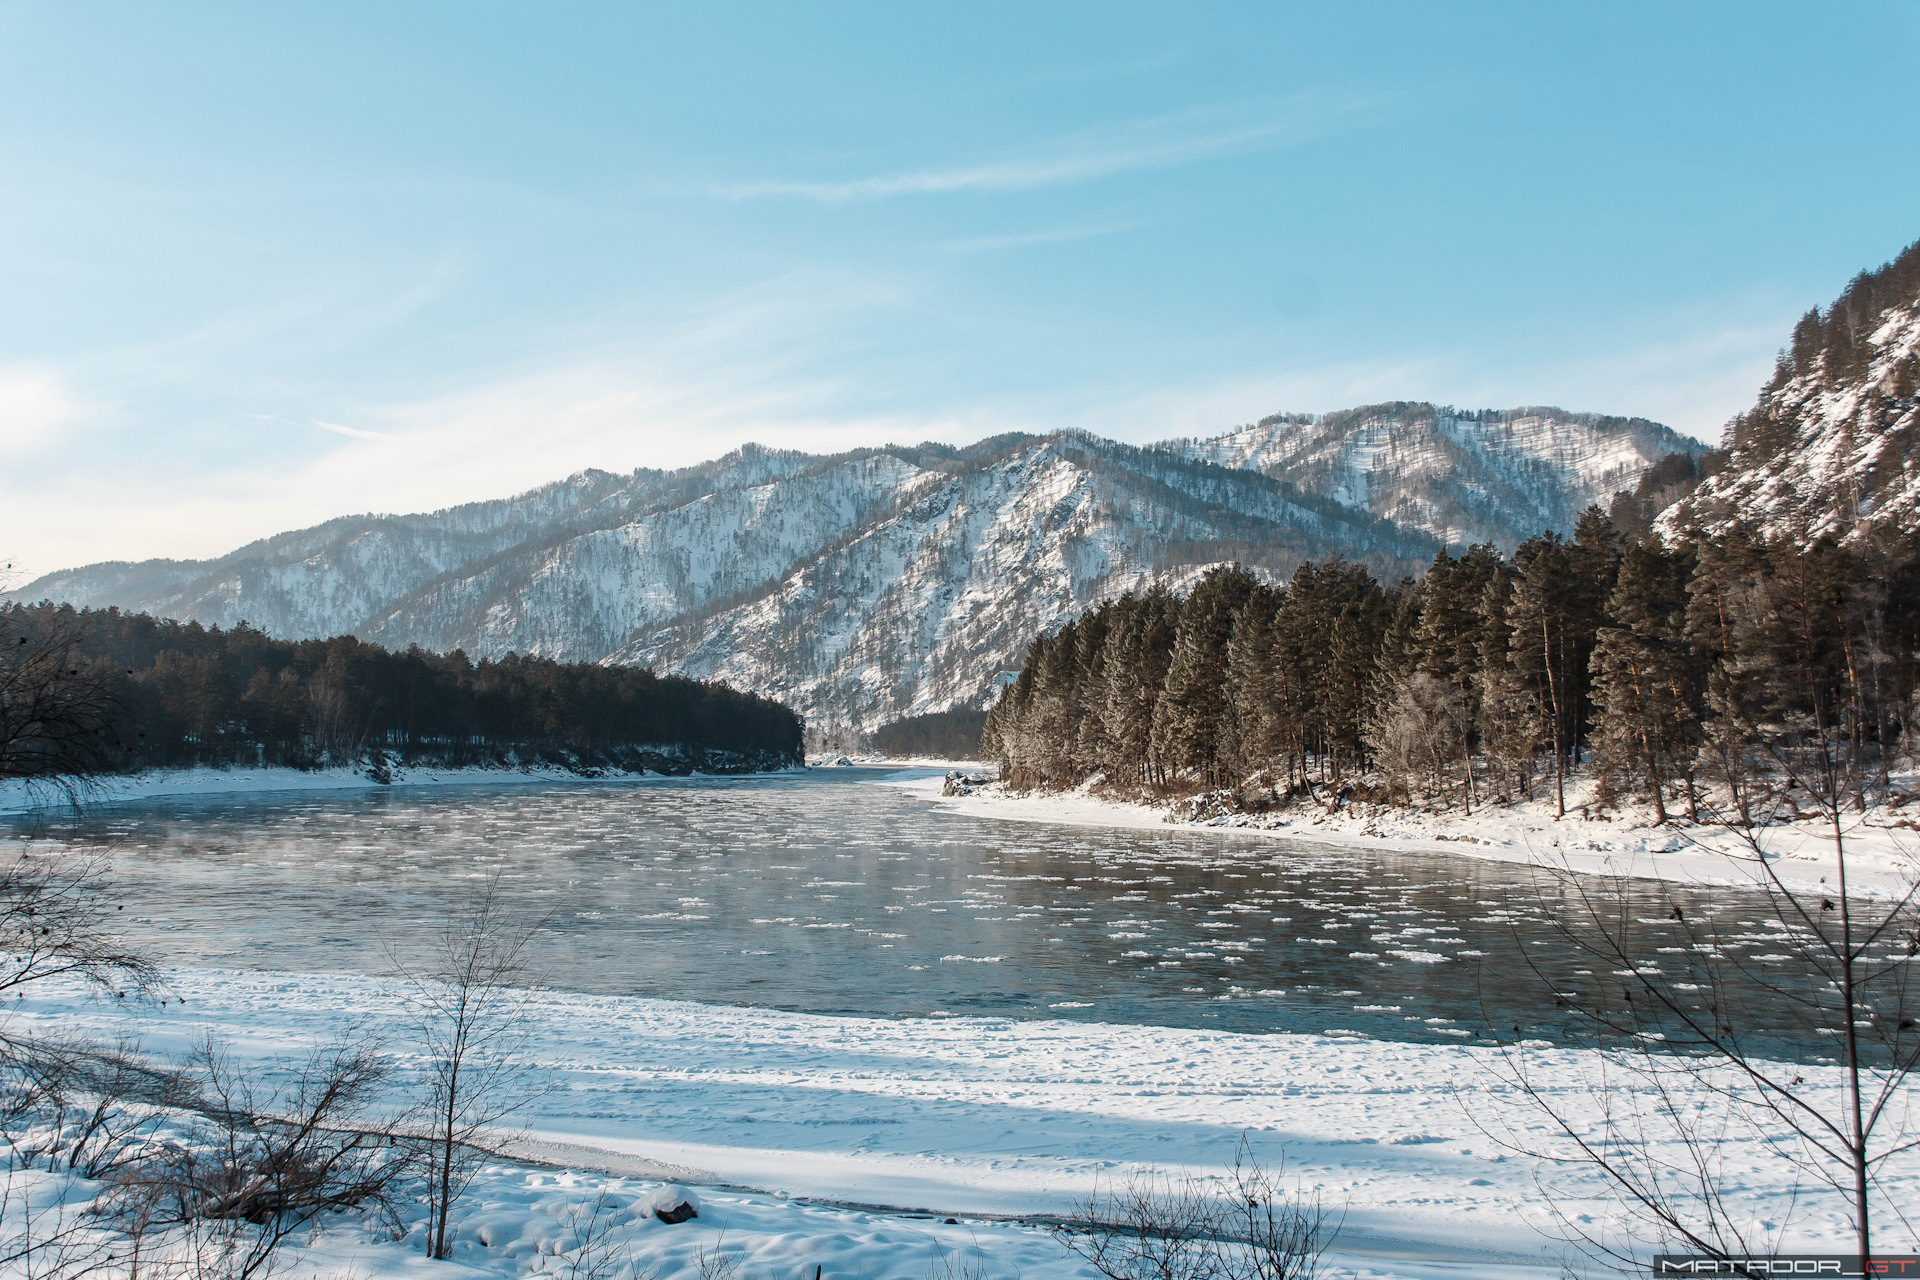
[[11, 768, 1815, 1045]]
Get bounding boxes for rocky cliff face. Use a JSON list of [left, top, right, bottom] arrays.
[[1658, 239, 1920, 546], [14, 406, 1696, 738]]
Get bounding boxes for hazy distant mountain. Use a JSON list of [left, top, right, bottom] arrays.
[[13, 406, 1696, 739], [1658, 238, 1920, 545]]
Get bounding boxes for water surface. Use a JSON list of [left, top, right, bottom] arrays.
[[13, 768, 1819, 1046]]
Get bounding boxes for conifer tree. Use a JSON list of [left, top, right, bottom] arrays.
[[1476, 562, 1539, 801], [1682, 529, 1770, 814], [1070, 603, 1115, 775], [1590, 540, 1701, 821], [1098, 586, 1178, 785], [1410, 545, 1499, 807], [1225, 583, 1283, 782], [1151, 567, 1256, 786], [1508, 534, 1578, 815]]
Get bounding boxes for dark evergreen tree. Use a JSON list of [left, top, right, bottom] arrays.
[[1150, 567, 1257, 786], [1507, 534, 1579, 815], [1590, 540, 1702, 821], [1225, 583, 1283, 781]]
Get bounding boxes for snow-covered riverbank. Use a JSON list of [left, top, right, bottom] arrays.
[[887, 771, 1920, 898], [0, 761, 805, 815], [14, 969, 1883, 1280]]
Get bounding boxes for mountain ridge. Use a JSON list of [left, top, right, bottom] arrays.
[[12, 403, 1697, 738]]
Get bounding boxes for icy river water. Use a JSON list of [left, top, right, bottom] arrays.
[[16, 767, 1801, 1045]]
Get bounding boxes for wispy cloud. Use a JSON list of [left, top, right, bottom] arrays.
[[314, 419, 389, 440], [709, 99, 1373, 202], [942, 221, 1146, 254]]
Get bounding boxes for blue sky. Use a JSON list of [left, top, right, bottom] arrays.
[[3, 2, 1918, 575]]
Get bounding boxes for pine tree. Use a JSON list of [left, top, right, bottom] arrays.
[[1590, 540, 1701, 821], [1099, 586, 1178, 786], [1412, 545, 1499, 809], [1225, 583, 1283, 783], [1151, 567, 1257, 786], [1508, 534, 1578, 816], [1070, 601, 1116, 776]]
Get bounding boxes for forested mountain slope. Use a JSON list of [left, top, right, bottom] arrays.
[[1172, 403, 1705, 549], [1659, 237, 1920, 545], [14, 409, 1692, 737]]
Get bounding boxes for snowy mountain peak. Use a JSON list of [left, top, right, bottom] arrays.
[[1174, 401, 1705, 550]]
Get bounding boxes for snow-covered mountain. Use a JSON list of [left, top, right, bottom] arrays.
[[13, 407, 1694, 738], [1658, 238, 1920, 545], [1175, 403, 1704, 549]]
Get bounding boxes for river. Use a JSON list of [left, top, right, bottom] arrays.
[[12, 767, 1811, 1046]]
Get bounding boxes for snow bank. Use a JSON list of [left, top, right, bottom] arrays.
[[14, 968, 1892, 1277], [882, 772, 1920, 899]]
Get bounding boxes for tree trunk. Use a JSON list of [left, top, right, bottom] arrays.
[[1542, 614, 1565, 819], [1831, 810, 1871, 1263]]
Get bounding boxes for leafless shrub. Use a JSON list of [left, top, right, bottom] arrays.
[[390, 875, 545, 1260], [0, 1157, 118, 1280], [6, 1037, 181, 1181], [693, 1229, 741, 1280], [0, 854, 159, 1024], [1055, 1139, 1331, 1280], [558, 1191, 647, 1280], [1220, 1142, 1332, 1280], [928, 1235, 1013, 1280], [0, 853, 163, 1280], [1478, 819, 1920, 1267], [100, 1034, 402, 1280]]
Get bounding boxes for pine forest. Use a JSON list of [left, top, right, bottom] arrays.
[[982, 512, 1920, 822]]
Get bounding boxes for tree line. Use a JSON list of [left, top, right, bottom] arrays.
[[870, 707, 991, 760], [1, 602, 803, 781], [981, 506, 1920, 819]]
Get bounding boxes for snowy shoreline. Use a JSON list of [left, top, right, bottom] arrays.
[[0, 760, 805, 816], [16, 967, 1882, 1278], [6, 761, 1909, 1274], [885, 770, 1920, 898]]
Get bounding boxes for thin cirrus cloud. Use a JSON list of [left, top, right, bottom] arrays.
[[314, 419, 391, 441], [706, 98, 1377, 202], [941, 220, 1147, 255]]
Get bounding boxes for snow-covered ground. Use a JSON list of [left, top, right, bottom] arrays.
[[889, 772, 1920, 899], [11, 968, 1892, 1280], [8, 768, 1911, 1278]]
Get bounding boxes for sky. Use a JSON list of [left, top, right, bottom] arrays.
[[3, 2, 1919, 578]]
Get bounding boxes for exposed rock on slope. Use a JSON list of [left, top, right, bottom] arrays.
[[1659, 237, 1920, 545], [14, 408, 1693, 736]]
